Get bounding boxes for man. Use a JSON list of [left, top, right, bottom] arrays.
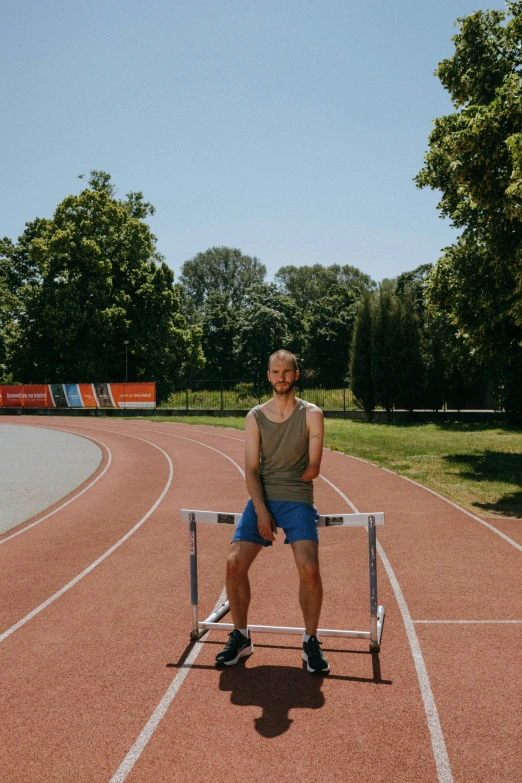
[[215, 349, 329, 674]]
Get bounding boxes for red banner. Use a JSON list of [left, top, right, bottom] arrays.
[[0, 383, 156, 409], [0, 385, 52, 407]]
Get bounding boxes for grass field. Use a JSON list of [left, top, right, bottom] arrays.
[[140, 415, 522, 519]]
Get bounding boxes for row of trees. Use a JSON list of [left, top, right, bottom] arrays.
[[180, 247, 375, 379], [1, 3, 521, 412], [0, 174, 378, 399], [350, 273, 491, 417]]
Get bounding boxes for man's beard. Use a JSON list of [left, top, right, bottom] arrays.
[[271, 379, 296, 396]]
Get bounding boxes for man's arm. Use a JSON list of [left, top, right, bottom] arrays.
[[244, 410, 277, 541], [302, 405, 324, 482]]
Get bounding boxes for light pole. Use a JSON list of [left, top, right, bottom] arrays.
[[123, 341, 129, 383]]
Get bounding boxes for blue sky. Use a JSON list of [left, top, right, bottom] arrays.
[[1, 0, 508, 283]]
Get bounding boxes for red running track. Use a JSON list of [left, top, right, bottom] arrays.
[[0, 417, 520, 783]]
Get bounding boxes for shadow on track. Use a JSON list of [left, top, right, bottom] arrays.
[[219, 662, 325, 737], [167, 643, 391, 738]]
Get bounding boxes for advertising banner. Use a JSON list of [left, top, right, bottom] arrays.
[[109, 383, 156, 408], [1, 385, 52, 407], [78, 384, 98, 408], [0, 383, 156, 409]]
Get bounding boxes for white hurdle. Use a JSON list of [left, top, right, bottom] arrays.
[[180, 509, 385, 652]]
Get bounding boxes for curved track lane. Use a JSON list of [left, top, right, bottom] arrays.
[[0, 418, 520, 783]]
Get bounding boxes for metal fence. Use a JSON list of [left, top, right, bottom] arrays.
[[166, 378, 356, 411], [165, 377, 501, 412]]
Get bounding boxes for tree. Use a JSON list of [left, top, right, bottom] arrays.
[[350, 293, 375, 419], [275, 263, 375, 314], [180, 247, 266, 310], [395, 264, 433, 318], [305, 285, 359, 380], [372, 287, 401, 419], [0, 244, 20, 383], [395, 295, 425, 412], [8, 172, 201, 401], [200, 291, 239, 378], [415, 2, 522, 414], [234, 283, 301, 377]]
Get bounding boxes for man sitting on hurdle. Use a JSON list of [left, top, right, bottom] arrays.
[[215, 349, 330, 674]]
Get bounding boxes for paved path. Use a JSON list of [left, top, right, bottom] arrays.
[[0, 424, 102, 534]]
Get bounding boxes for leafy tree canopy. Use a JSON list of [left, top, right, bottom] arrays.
[[275, 263, 375, 314], [180, 246, 266, 310], [305, 285, 359, 380], [415, 2, 522, 358], [8, 171, 201, 400], [234, 283, 301, 377]]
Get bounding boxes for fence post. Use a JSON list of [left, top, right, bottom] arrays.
[[343, 381, 346, 412], [257, 378, 261, 405], [185, 386, 189, 411], [220, 380, 224, 411]]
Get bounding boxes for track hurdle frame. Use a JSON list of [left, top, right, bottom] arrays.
[[181, 509, 385, 652]]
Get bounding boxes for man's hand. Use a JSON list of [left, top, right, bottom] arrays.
[[257, 508, 277, 541]]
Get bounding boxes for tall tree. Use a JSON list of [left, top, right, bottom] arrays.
[[305, 285, 359, 380], [8, 172, 201, 401], [180, 247, 266, 310], [395, 295, 425, 412], [234, 283, 301, 377], [200, 291, 239, 378], [350, 293, 375, 419], [372, 287, 401, 419], [275, 263, 375, 314], [415, 2, 522, 414]]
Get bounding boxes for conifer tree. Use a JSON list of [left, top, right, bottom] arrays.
[[350, 293, 375, 420]]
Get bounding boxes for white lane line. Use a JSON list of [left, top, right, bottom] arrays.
[[118, 421, 245, 442], [0, 433, 112, 546], [414, 619, 522, 624], [0, 432, 173, 644], [123, 427, 246, 478], [318, 476, 453, 783], [319, 473, 358, 512], [108, 588, 227, 783], [103, 429, 250, 781], [111, 424, 453, 783], [374, 465, 522, 553], [376, 544, 453, 783]]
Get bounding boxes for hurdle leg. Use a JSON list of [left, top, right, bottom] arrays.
[[368, 515, 380, 652], [189, 512, 202, 640]]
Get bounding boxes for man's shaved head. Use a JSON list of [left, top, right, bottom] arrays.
[[268, 350, 298, 371]]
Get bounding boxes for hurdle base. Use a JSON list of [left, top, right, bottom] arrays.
[[199, 600, 385, 649], [369, 605, 385, 652], [200, 621, 372, 639]]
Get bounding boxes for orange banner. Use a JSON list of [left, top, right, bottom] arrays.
[[78, 384, 98, 408], [0, 383, 156, 408], [0, 385, 52, 407], [109, 383, 156, 408]]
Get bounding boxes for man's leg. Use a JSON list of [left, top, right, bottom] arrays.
[[291, 540, 330, 673], [291, 540, 323, 634], [226, 540, 263, 628], [215, 541, 262, 667]]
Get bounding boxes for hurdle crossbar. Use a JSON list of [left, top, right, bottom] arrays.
[[181, 509, 385, 652]]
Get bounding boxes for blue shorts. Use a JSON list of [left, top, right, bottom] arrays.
[[232, 499, 319, 548]]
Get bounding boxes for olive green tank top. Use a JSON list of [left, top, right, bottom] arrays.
[[252, 397, 313, 505]]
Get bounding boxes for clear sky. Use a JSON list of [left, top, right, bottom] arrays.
[[1, 0, 508, 284]]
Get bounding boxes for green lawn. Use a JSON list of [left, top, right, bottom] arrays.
[[139, 416, 522, 519]]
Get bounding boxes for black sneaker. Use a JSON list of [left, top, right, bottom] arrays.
[[302, 635, 330, 674], [215, 629, 254, 666]]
